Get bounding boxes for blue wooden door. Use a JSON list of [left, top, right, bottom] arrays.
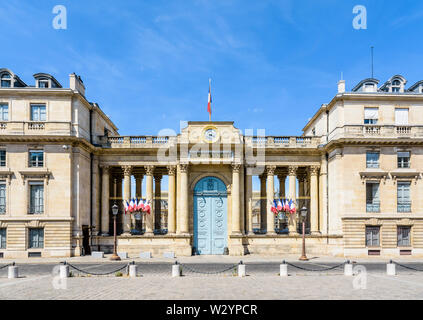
[[194, 177, 227, 255]]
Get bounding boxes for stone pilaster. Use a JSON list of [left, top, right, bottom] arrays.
[[145, 165, 154, 235], [245, 166, 253, 235], [259, 173, 267, 232], [310, 165, 320, 234], [177, 164, 189, 235], [167, 166, 176, 234], [288, 165, 298, 235], [231, 163, 242, 235], [266, 166, 276, 235], [122, 165, 132, 235], [100, 165, 110, 236], [154, 174, 162, 230]]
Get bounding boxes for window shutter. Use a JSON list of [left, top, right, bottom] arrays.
[[395, 109, 409, 125], [364, 108, 378, 120]]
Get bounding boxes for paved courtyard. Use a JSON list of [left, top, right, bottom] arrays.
[[0, 256, 423, 300]]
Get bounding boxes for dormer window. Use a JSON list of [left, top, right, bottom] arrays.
[[392, 80, 401, 92], [38, 79, 49, 88], [1, 74, 11, 88]]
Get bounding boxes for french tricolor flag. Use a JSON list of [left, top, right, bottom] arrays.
[[124, 200, 129, 214], [277, 200, 283, 211], [137, 198, 144, 211], [144, 200, 151, 214], [207, 79, 212, 120]]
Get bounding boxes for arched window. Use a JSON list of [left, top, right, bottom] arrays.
[[392, 79, 401, 92], [0, 73, 11, 88]]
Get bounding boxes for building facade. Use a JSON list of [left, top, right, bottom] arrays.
[[0, 68, 422, 258]]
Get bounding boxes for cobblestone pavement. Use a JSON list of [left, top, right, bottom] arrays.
[[0, 272, 423, 300]]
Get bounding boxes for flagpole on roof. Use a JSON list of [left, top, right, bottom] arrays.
[[208, 78, 212, 122]]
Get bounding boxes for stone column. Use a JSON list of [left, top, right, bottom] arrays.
[[245, 166, 253, 235], [310, 166, 320, 234], [278, 174, 286, 199], [100, 165, 110, 236], [288, 165, 298, 235], [298, 172, 306, 214], [145, 165, 154, 235], [122, 165, 132, 235], [135, 174, 143, 231], [135, 174, 143, 198], [231, 163, 242, 235], [266, 166, 276, 235], [167, 166, 176, 234], [319, 154, 328, 235], [177, 164, 189, 235], [259, 174, 267, 232], [154, 174, 162, 231]]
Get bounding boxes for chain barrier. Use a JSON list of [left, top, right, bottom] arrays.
[[179, 261, 240, 275], [0, 262, 14, 270], [284, 261, 347, 272], [392, 260, 423, 272], [62, 261, 129, 276]]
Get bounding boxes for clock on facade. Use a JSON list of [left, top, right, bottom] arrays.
[[203, 127, 219, 143]]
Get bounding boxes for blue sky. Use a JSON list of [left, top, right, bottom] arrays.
[[1, 0, 423, 137]]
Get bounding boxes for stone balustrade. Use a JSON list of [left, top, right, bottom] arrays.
[[0, 121, 72, 135]]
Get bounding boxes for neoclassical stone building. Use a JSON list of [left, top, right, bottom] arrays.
[[0, 68, 422, 258]]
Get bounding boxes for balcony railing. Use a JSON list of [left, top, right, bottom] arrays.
[[108, 136, 174, 148], [0, 121, 72, 135], [336, 125, 423, 140], [248, 136, 319, 148], [366, 202, 380, 213], [398, 202, 412, 213]]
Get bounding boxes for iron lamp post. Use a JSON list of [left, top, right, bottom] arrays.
[[110, 203, 121, 261], [299, 206, 309, 261]]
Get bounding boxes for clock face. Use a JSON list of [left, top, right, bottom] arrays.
[[204, 128, 217, 142]]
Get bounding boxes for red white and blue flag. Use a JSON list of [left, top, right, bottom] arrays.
[[144, 200, 151, 214], [277, 200, 283, 211], [124, 200, 129, 214], [137, 199, 144, 211], [271, 200, 278, 214], [207, 79, 212, 120]]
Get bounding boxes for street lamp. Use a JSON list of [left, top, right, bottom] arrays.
[[299, 206, 309, 261], [110, 203, 121, 261]]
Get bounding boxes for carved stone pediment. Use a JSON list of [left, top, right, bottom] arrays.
[[397, 219, 414, 226], [359, 169, 389, 184], [19, 169, 51, 185], [366, 218, 382, 226], [25, 220, 46, 228]]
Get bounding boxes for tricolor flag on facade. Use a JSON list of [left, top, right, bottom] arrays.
[[207, 79, 212, 121], [137, 198, 144, 211], [277, 200, 283, 211], [144, 200, 151, 214], [271, 200, 278, 214], [124, 200, 129, 214]]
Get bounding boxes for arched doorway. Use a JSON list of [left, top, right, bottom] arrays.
[[193, 177, 228, 255]]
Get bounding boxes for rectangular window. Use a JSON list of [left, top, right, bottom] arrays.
[[29, 150, 43, 167], [364, 108, 378, 124], [0, 150, 5, 167], [366, 226, 380, 247], [397, 182, 411, 213], [28, 228, 44, 248], [38, 80, 49, 88], [30, 104, 46, 121], [395, 108, 409, 125], [398, 152, 410, 168], [366, 182, 380, 212], [0, 183, 5, 214], [0, 228, 5, 249], [398, 226, 411, 247], [0, 104, 8, 121], [29, 182, 44, 214], [366, 152, 380, 168]]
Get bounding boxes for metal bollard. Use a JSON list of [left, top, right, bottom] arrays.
[[8, 263, 18, 279], [129, 262, 137, 278], [280, 261, 288, 277], [59, 264, 69, 278], [172, 261, 181, 277], [344, 261, 353, 276], [387, 260, 396, 276], [238, 261, 246, 278]]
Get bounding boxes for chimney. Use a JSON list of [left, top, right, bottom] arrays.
[[337, 80, 346, 93], [69, 73, 86, 96]]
